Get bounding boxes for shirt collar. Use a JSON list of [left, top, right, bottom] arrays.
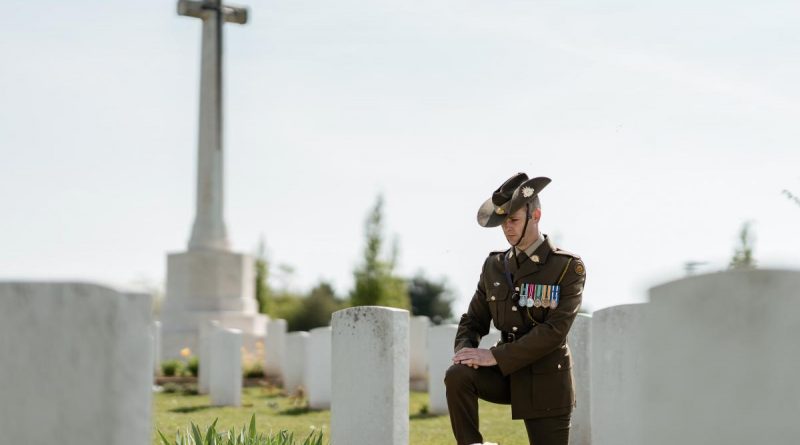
[[515, 232, 545, 259]]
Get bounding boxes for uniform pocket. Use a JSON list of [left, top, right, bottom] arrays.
[[485, 283, 510, 326], [530, 368, 574, 410]]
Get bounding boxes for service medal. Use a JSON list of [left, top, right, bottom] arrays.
[[550, 285, 560, 309], [542, 285, 551, 307], [534, 284, 542, 308], [518, 284, 527, 307]]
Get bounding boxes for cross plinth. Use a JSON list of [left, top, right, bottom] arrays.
[[178, 0, 248, 251]]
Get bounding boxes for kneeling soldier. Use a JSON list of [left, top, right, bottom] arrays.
[[447, 173, 586, 445]]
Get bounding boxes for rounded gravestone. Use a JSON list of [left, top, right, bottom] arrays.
[[209, 327, 243, 407], [331, 306, 409, 445], [427, 324, 459, 415], [643, 269, 800, 445], [282, 331, 309, 396], [305, 326, 332, 409], [567, 313, 592, 445], [591, 303, 647, 445], [265, 318, 287, 381]]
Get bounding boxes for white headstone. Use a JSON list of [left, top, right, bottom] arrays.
[[591, 303, 647, 445], [153, 320, 162, 375], [209, 327, 243, 407], [410, 316, 430, 378], [427, 324, 459, 415], [567, 313, 592, 445], [0, 282, 153, 445], [305, 326, 332, 409], [642, 269, 800, 445], [410, 315, 430, 390], [198, 319, 221, 394], [265, 318, 287, 381], [331, 306, 409, 445], [282, 331, 309, 395]]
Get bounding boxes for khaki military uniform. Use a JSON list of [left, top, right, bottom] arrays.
[[447, 235, 585, 444]]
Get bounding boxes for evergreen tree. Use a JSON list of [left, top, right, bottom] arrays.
[[289, 281, 345, 331], [408, 272, 454, 324], [350, 195, 410, 309]]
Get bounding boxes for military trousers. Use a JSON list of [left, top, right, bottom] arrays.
[[444, 364, 571, 445]]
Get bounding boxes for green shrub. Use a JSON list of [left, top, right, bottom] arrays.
[[161, 360, 183, 377], [158, 415, 325, 445], [187, 356, 200, 377]]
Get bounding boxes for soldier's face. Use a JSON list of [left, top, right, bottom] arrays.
[[502, 206, 540, 247]]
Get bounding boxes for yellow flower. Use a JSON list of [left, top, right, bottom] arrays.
[[180, 347, 191, 358]]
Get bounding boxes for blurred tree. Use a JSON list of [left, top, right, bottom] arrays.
[[270, 291, 304, 327], [408, 272, 453, 324], [288, 281, 345, 331], [730, 221, 756, 269], [350, 195, 410, 309], [254, 236, 272, 315]]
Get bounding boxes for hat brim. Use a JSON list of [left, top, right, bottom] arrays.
[[477, 198, 507, 227]]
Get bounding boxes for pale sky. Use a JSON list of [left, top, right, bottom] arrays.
[[1, 0, 798, 315]]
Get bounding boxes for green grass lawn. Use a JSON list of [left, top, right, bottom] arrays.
[[153, 386, 529, 444]]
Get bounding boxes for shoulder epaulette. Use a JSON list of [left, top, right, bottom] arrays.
[[553, 248, 581, 259]]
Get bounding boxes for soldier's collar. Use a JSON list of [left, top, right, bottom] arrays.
[[507, 233, 552, 264], [514, 232, 545, 259]]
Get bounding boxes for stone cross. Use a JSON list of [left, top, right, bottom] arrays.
[[178, 0, 247, 251]]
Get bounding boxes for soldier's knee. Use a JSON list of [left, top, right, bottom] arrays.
[[444, 363, 474, 389]]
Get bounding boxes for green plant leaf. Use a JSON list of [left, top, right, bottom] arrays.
[[205, 418, 219, 445], [249, 413, 257, 441], [157, 430, 173, 445], [191, 422, 204, 445]]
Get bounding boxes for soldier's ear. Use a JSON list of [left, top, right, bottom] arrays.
[[532, 207, 541, 222]]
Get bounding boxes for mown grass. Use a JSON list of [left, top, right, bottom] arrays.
[[153, 386, 529, 445]]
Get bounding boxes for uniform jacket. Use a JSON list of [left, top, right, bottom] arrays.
[[454, 235, 586, 419]]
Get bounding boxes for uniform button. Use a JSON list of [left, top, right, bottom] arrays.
[[515, 286, 520, 292], [491, 295, 496, 301], [512, 326, 518, 332], [512, 306, 517, 312], [557, 364, 562, 369]]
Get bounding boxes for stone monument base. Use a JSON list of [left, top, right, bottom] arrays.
[[160, 249, 266, 360]]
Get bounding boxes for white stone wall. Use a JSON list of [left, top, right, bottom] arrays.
[[591, 303, 647, 445], [568, 313, 592, 445], [305, 326, 332, 409], [331, 306, 409, 445], [209, 327, 243, 407], [427, 324, 459, 415], [282, 331, 309, 395], [265, 318, 287, 380], [0, 282, 153, 445], [642, 269, 800, 445]]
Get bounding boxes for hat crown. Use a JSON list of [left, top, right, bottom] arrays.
[[491, 172, 528, 206]]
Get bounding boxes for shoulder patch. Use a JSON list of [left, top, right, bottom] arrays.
[[574, 261, 585, 276], [553, 248, 581, 259]]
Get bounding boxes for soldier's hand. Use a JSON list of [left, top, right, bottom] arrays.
[[452, 347, 497, 368]]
